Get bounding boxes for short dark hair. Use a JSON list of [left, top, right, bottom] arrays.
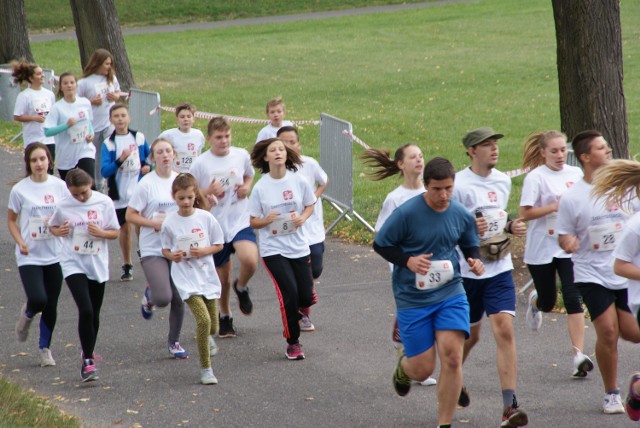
[[423, 157, 455, 185], [277, 126, 298, 137], [572, 130, 603, 166]]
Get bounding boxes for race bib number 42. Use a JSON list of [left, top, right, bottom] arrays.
[[177, 232, 207, 258], [415, 260, 454, 290]]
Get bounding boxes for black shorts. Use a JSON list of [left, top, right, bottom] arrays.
[[577, 282, 631, 321], [115, 208, 128, 226]]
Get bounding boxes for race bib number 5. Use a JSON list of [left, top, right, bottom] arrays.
[[588, 222, 623, 252], [415, 260, 454, 290], [72, 230, 102, 255]]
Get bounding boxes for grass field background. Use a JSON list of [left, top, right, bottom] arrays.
[[3, 0, 640, 242]]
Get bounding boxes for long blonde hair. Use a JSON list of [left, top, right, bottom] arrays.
[[521, 130, 567, 170], [591, 159, 640, 208]]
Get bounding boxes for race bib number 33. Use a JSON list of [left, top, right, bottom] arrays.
[[415, 260, 454, 290]]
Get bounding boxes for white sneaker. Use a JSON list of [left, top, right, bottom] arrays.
[[603, 393, 625, 414], [525, 290, 542, 331], [39, 348, 56, 367], [15, 303, 33, 342], [417, 376, 437, 386], [209, 335, 218, 356], [200, 368, 218, 385], [572, 352, 594, 378]]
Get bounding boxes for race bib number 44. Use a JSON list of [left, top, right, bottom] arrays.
[[588, 222, 623, 252], [415, 260, 454, 290], [72, 230, 103, 255]]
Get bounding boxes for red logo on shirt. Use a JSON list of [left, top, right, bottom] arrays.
[[129, 144, 136, 151], [44, 195, 54, 204], [78, 111, 86, 119], [488, 191, 497, 203], [192, 228, 202, 233], [87, 210, 98, 220], [566, 181, 574, 188], [188, 143, 195, 151], [283, 190, 293, 200]]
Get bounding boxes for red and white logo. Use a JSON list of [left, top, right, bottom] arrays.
[[192, 228, 202, 233], [188, 143, 195, 151], [283, 190, 293, 200], [566, 181, 574, 188], [44, 195, 54, 204], [78, 111, 86, 119], [488, 191, 497, 203], [87, 210, 98, 220]]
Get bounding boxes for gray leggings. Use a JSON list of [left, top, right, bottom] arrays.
[[141, 256, 185, 344]]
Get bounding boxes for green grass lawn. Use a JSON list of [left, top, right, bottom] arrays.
[[0, 376, 80, 428], [3, 0, 640, 242]]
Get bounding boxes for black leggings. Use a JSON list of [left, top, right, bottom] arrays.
[[18, 263, 63, 348], [65, 274, 105, 358], [58, 157, 96, 189], [527, 257, 584, 314], [309, 242, 324, 280], [262, 254, 314, 345]]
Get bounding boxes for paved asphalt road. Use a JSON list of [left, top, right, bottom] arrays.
[[0, 141, 637, 428]]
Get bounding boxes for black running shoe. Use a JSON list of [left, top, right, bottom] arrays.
[[458, 386, 470, 408], [233, 279, 253, 315], [392, 352, 411, 397], [218, 316, 237, 338]]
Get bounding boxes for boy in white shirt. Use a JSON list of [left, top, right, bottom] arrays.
[[158, 103, 205, 173], [101, 104, 151, 282], [256, 97, 294, 143]]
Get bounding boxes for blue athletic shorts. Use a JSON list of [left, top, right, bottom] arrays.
[[213, 227, 257, 267], [396, 293, 470, 358], [463, 270, 516, 324]]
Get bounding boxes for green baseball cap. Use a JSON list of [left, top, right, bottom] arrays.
[[462, 127, 504, 148]]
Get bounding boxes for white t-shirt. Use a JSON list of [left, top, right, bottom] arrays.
[[295, 155, 328, 246], [8, 175, 68, 267], [613, 213, 640, 317], [157, 128, 205, 173], [104, 133, 144, 209], [375, 185, 425, 232], [451, 167, 514, 279], [249, 170, 316, 258], [160, 209, 223, 301], [48, 191, 120, 283], [44, 97, 95, 170], [190, 148, 255, 242], [13, 87, 56, 147], [556, 179, 629, 290], [77, 74, 121, 132], [256, 120, 294, 143], [128, 170, 178, 257], [520, 165, 583, 265]]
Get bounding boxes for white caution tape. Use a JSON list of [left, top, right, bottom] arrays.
[[158, 104, 320, 125]]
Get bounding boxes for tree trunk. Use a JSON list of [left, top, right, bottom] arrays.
[[0, 0, 34, 63], [552, 0, 628, 159], [69, 0, 135, 91]]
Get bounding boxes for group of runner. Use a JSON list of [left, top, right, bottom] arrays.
[[9, 53, 640, 424], [370, 128, 640, 427]]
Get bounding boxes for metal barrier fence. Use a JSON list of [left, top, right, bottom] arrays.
[[128, 88, 161, 143], [0, 65, 20, 122], [319, 113, 374, 233]]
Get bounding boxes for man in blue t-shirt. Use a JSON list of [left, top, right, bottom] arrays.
[[374, 157, 484, 428]]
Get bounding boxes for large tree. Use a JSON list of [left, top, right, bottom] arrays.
[[552, 0, 628, 159], [69, 0, 135, 91], [0, 0, 34, 63]]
